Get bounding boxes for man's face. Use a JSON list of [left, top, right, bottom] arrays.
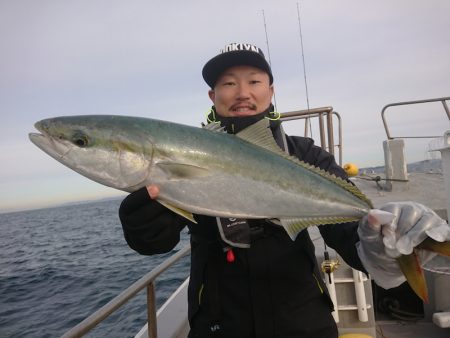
[[208, 65, 274, 117]]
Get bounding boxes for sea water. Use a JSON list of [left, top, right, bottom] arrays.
[[0, 198, 190, 338]]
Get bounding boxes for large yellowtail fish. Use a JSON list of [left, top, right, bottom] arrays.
[[29, 115, 448, 301]]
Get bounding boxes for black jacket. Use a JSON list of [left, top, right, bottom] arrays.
[[119, 120, 366, 338]]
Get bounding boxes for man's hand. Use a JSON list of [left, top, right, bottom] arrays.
[[119, 185, 185, 254], [356, 202, 449, 289], [147, 184, 160, 199]]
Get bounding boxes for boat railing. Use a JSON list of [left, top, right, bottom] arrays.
[[380, 96, 450, 191], [381, 96, 450, 140], [60, 244, 191, 338], [280, 106, 343, 165]]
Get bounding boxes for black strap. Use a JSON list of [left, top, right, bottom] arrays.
[[195, 118, 291, 335], [216, 217, 251, 248], [206, 244, 222, 335]]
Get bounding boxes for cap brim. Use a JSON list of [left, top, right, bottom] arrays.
[[202, 50, 273, 88]]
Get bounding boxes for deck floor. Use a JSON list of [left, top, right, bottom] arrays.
[[375, 320, 449, 338]]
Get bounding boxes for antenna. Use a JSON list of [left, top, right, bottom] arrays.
[[296, 1, 313, 138], [261, 9, 278, 110], [296, 2, 310, 111]]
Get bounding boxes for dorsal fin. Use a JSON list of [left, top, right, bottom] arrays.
[[235, 119, 373, 208], [203, 121, 226, 133], [235, 119, 283, 153]]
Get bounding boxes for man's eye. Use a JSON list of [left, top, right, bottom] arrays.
[[250, 80, 261, 84]]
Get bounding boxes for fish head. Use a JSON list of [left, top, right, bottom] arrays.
[[29, 115, 154, 192]]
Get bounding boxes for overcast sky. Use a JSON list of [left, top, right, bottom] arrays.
[[1, 0, 449, 212]]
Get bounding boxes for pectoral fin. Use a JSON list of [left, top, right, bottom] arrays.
[[157, 163, 209, 180], [396, 251, 428, 303]]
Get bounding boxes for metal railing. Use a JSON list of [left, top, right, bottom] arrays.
[[381, 96, 450, 140], [61, 244, 191, 338], [280, 106, 343, 165]]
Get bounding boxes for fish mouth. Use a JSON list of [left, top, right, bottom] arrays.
[[29, 132, 53, 153], [29, 122, 71, 160], [29, 120, 51, 149]]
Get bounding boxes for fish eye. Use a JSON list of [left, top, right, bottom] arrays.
[[72, 132, 89, 148]]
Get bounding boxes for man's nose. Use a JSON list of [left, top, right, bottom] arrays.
[[236, 83, 251, 99]]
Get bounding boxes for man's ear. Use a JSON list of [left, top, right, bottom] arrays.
[[269, 85, 274, 99], [208, 89, 215, 103]]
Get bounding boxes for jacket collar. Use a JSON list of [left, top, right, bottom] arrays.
[[208, 104, 280, 135]]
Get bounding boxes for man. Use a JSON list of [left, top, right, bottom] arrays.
[[119, 43, 448, 338]]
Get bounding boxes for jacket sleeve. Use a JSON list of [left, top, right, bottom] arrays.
[[287, 136, 367, 273], [119, 187, 187, 255]]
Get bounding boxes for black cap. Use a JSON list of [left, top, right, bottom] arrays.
[[202, 43, 273, 88]]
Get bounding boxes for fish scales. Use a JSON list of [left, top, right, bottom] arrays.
[[29, 115, 371, 238]]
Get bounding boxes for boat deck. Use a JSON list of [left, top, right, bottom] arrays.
[[353, 171, 447, 218], [376, 320, 450, 338]]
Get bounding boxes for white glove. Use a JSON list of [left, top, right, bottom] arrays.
[[356, 201, 449, 289]]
